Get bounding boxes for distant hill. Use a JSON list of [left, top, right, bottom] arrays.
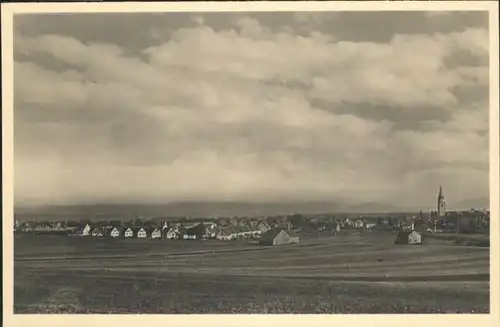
[[14, 200, 410, 221], [344, 202, 402, 213], [451, 197, 489, 211]]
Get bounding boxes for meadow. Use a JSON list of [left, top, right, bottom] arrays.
[[14, 230, 490, 313]]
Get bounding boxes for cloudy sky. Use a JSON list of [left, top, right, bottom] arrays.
[[13, 11, 490, 209]]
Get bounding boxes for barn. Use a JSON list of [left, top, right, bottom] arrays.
[[395, 230, 422, 245], [259, 228, 299, 246]]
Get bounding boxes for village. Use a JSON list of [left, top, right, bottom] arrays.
[[14, 187, 491, 314], [14, 206, 490, 246]]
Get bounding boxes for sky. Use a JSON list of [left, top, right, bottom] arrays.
[[13, 11, 490, 210]]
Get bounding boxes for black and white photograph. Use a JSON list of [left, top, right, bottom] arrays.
[[2, 1, 499, 321]]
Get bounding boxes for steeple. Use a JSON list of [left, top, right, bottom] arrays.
[[437, 185, 446, 217]]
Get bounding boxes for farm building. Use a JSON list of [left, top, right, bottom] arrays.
[[124, 228, 134, 238], [91, 228, 103, 237], [395, 230, 422, 245], [259, 228, 299, 246], [151, 228, 162, 239], [137, 228, 147, 239], [110, 228, 120, 238]]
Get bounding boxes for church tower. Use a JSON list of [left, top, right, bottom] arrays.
[[437, 185, 446, 217]]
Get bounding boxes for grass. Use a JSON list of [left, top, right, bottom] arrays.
[[14, 230, 490, 314]]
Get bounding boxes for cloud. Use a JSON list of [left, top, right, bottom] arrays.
[[13, 14, 489, 209]]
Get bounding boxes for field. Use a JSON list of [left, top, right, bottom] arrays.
[[14, 230, 490, 313]]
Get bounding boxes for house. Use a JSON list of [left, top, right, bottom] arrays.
[[14, 219, 20, 231], [413, 219, 428, 233], [54, 222, 63, 231], [400, 219, 415, 231], [124, 227, 134, 238], [256, 221, 271, 234], [185, 223, 207, 240], [81, 224, 91, 236], [248, 220, 259, 229], [205, 224, 220, 239], [354, 220, 364, 229], [165, 227, 179, 240], [365, 223, 376, 229], [91, 228, 103, 237], [216, 227, 238, 240], [137, 228, 147, 239], [110, 228, 120, 238], [333, 223, 340, 235], [21, 222, 33, 233], [236, 224, 252, 238], [259, 228, 300, 246], [395, 230, 422, 245], [151, 228, 162, 239]]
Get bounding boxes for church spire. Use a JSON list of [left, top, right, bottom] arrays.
[[437, 185, 446, 217]]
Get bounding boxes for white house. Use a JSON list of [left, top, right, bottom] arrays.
[[82, 224, 91, 236], [354, 220, 364, 229], [151, 228, 162, 239], [395, 230, 423, 245], [216, 227, 238, 241], [166, 228, 178, 240], [137, 228, 147, 239], [124, 228, 134, 238], [110, 228, 120, 238]]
